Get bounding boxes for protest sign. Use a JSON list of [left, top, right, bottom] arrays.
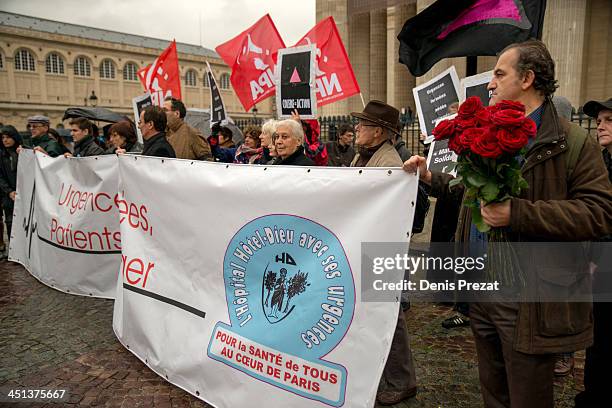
[[426, 114, 458, 175], [206, 62, 228, 127], [275, 44, 317, 119], [461, 70, 493, 106], [132, 93, 152, 143], [216, 15, 286, 112], [294, 17, 360, 107], [412, 66, 461, 137], [113, 156, 418, 407], [9, 152, 120, 298], [137, 40, 181, 106]]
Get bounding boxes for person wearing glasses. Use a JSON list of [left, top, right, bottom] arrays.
[[24, 115, 63, 157], [118, 106, 175, 158], [351, 100, 418, 405]]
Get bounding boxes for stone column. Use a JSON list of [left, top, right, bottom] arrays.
[[348, 12, 370, 112], [582, 0, 612, 103], [387, 3, 417, 112], [542, 0, 588, 107], [38, 59, 47, 104], [316, 0, 350, 116], [369, 9, 387, 102], [5, 56, 17, 101]]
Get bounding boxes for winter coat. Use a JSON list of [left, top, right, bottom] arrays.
[[166, 115, 212, 160], [326, 141, 355, 167], [32, 134, 63, 157], [302, 119, 328, 166], [393, 139, 412, 163], [431, 99, 612, 354], [350, 141, 403, 167], [603, 148, 612, 184], [73, 135, 104, 157], [0, 131, 22, 209], [275, 145, 315, 166], [141, 132, 176, 158]]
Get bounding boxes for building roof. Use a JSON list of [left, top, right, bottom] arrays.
[[0, 11, 218, 59]]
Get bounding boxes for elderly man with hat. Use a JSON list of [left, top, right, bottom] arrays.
[[26, 115, 63, 157], [574, 97, 612, 408], [351, 100, 417, 405]]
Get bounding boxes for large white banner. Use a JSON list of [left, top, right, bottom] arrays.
[[113, 155, 418, 408], [9, 151, 120, 298]]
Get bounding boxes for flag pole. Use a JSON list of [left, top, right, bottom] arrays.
[[359, 93, 366, 108]]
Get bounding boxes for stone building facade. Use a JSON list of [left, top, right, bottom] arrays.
[[317, 0, 612, 116], [0, 11, 272, 129]]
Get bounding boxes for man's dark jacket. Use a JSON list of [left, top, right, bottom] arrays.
[[74, 136, 104, 157], [275, 146, 314, 166], [430, 99, 612, 354], [141, 132, 176, 158], [326, 141, 355, 167], [32, 134, 63, 157]]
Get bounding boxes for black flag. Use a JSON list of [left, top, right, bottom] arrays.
[[207, 62, 227, 127], [398, 0, 547, 76]]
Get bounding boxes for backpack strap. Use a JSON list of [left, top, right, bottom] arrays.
[[559, 118, 588, 180]]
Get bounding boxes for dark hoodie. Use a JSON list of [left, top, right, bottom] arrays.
[[0, 125, 23, 207]]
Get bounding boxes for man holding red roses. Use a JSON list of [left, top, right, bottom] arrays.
[[404, 40, 612, 408]]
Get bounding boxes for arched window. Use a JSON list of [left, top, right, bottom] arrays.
[[220, 73, 230, 90], [74, 56, 91, 77], [185, 70, 197, 87], [100, 59, 115, 79], [45, 53, 65, 74], [203, 72, 210, 88], [123, 62, 139, 81], [15, 49, 36, 72]]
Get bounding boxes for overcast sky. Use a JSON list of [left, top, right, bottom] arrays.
[[2, 0, 316, 50]]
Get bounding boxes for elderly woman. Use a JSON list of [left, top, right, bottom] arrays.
[[273, 119, 314, 166], [209, 125, 264, 164], [105, 121, 142, 154]]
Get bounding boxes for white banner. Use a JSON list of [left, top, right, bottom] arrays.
[[113, 156, 418, 408], [9, 151, 120, 298]]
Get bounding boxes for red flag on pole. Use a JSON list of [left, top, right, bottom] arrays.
[[137, 40, 182, 106], [295, 17, 360, 107], [215, 14, 285, 112]]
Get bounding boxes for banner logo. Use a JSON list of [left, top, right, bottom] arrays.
[[208, 214, 355, 406]]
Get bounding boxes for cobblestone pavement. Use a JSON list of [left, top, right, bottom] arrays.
[[1, 259, 584, 407]]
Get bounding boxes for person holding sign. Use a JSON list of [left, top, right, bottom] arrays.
[[350, 100, 418, 405]]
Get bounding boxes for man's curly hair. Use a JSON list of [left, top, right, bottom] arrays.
[[500, 39, 559, 97]]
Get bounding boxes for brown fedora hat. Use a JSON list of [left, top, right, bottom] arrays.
[[351, 100, 401, 135]]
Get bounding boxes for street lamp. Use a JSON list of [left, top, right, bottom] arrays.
[[252, 105, 258, 120], [89, 90, 98, 107]]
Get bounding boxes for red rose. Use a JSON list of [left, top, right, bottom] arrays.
[[472, 129, 503, 158], [494, 100, 526, 113], [492, 109, 524, 127], [475, 108, 493, 127], [460, 127, 486, 149], [496, 127, 529, 153], [455, 117, 478, 131], [520, 118, 537, 139], [447, 134, 465, 155], [432, 119, 455, 140], [458, 96, 484, 119]]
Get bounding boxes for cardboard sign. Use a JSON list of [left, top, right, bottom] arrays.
[[426, 114, 458, 175], [132, 93, 152, 143], [275, 44, 317, 119], [412, 66, 461, 137], [461, 70, 493, 106], [206, 62, 228, 127]]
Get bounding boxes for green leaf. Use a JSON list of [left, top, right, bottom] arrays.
[[471, 207, 491, 233], [466, 173, 488, 187], [449, 176, 463, 189], [480, 181, 500, 202]]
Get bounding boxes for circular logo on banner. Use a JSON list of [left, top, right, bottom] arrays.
[[223, 214, 355, 359]]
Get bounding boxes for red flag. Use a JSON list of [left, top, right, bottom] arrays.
[[295, 17, 360, 107], [216, 14, 285, 112], [137, 40, 182, 106]]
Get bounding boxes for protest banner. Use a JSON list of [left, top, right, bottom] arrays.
[[216, 15, 286, 112], [113, 155, 418, 407], [132, 93, 152, 143], [412, 66, 461, 138], [206, 61, 228, 126], [9, 151, 120, 298], [275, 44, 317, 119], [294, 17, 360, 107], [137, 40, 182, 106], [461, 70, 493, 106], [426, 114, 458, 175]]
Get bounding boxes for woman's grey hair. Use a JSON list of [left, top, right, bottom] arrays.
[[275, 119, 304, 144], [261, 119, 277, 136]]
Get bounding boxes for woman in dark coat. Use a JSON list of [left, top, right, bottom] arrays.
[[105, 121, 143, 154], [0, 125, 23, 246]]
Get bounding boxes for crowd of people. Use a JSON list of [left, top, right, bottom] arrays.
[[0, 38, 611, 407]]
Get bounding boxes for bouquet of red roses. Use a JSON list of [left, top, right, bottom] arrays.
[[433, 96, 536, 232], [432, 96, 537, 286]]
